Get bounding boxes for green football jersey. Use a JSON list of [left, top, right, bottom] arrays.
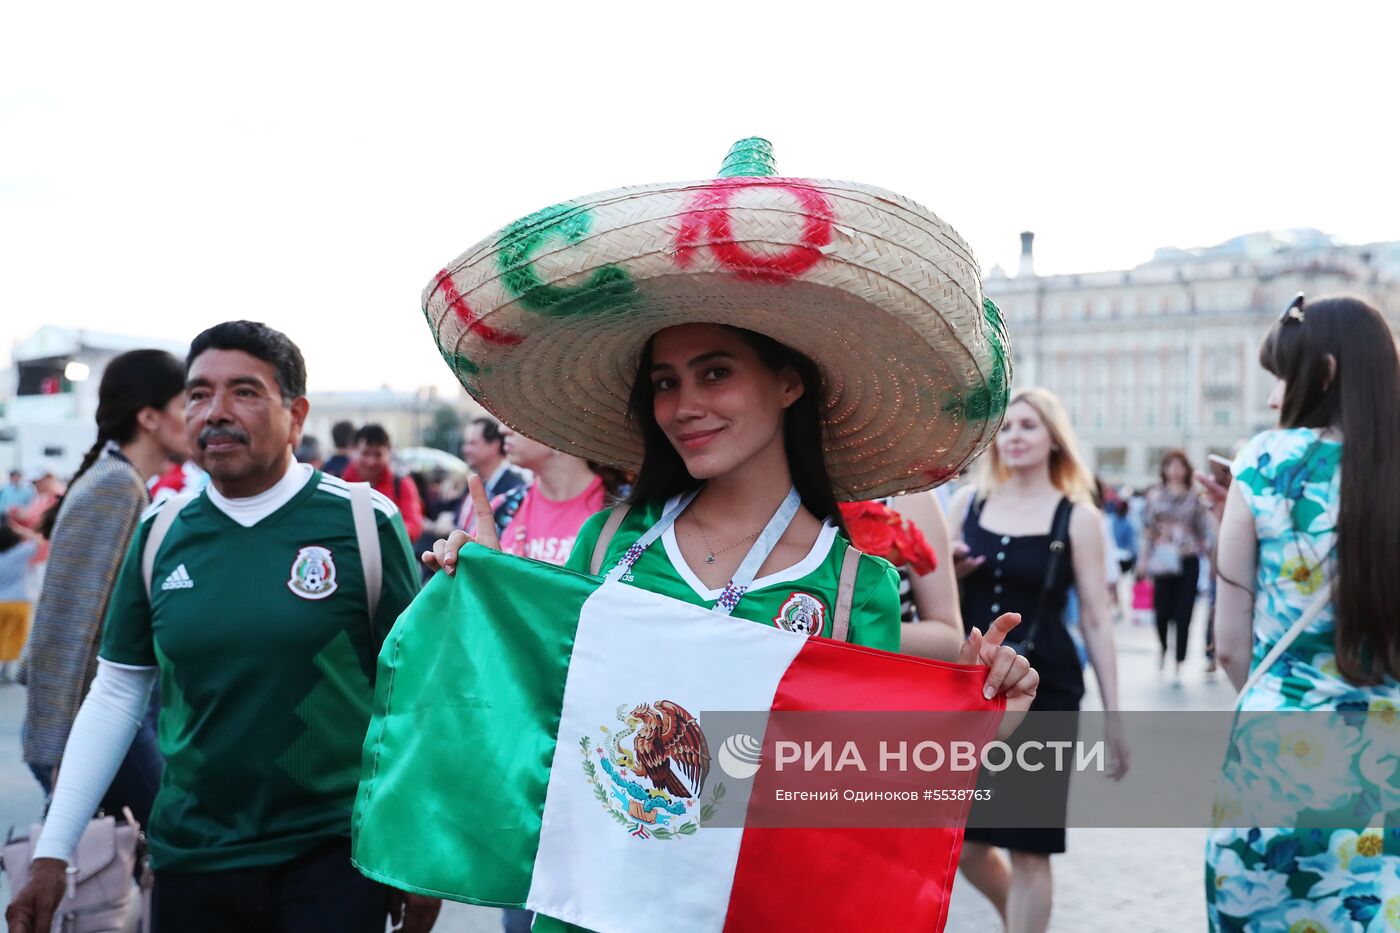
[[99, 470, 420, 872], [564, 496, 900, 651]]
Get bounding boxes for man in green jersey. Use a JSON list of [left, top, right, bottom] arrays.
[[8, 322, 440, 933]]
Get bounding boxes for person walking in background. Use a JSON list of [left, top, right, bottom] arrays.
[[950, 387, 1127, 933], [9, 464, 63, 533], [459, 416, 527, 535], [6, 321, 437, 933], [296, 434, 324, 469], [19, 349, 188, 816], [0, 521, 43, 680], [321, 420, 355, 477], [343, 423, 424, 542], [1, 468, 35, 513], [1109, 499, 1138, 621], [1204, 295, 1400, 930], [1094, 480, 1123, 625], [1140, 450, 1213, 681]]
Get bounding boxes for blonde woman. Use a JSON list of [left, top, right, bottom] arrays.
[[949, 387, 1127, 933]]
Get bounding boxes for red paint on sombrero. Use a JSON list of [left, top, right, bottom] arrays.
[[922, 466, 956, 484], [674, 178, 834, 282], [434, 269, 525, 346]]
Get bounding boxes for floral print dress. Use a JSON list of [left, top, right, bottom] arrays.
[[1206, 428, 1400, 932]]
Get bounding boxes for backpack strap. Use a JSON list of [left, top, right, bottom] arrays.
[[1020, 497, 1075, 653], [141, 491, 198, 600], [1239, 582, 1332, 700], [963, 492, 982, 530], [589, 503, 633, 576], [830, 545, 861, 642], [348, 482, 381, 621]]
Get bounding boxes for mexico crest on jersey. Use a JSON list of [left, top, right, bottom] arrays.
[[773, 591, 826, 635], [288, 546, 338, 600]]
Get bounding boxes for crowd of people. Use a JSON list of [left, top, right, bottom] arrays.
[[2, 137, 1397, 933]]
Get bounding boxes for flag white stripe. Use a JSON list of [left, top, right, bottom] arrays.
[[526, 581, 806, 933]]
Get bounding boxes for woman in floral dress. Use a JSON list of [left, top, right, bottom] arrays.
[[1206, 294, 1400, 932]]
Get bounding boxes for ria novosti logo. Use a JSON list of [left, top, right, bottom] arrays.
[[717, 732, 763, 779]]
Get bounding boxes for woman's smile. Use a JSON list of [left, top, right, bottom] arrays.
[[676, 427, 725, 451]]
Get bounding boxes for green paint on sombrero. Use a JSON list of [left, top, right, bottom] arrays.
[[497, 203, 637, 316], [717, 137, 778, 178], [450, 353, 481, 378], [424, 315, 482, 384], [942, 298, 1010, 422]]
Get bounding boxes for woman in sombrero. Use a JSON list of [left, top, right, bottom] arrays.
[[423, 138, 1038, 931]]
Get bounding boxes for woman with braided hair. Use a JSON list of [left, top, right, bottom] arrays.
[[20, 348, 188, 832]]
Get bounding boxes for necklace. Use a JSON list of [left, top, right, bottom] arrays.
[[691, 508, 762, 564]]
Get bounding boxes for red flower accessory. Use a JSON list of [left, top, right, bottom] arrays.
[[838, 500, 937, 576]]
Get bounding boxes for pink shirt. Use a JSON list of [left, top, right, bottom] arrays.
[[501, 475, 606, 566]]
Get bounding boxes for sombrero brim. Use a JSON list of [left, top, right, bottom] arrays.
[[424, 169, 1009, 500]]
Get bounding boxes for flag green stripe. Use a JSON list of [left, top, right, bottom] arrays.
[[352, 546, 589, 905]]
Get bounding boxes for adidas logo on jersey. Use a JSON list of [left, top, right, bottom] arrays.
[[161, 564, 194, 591]]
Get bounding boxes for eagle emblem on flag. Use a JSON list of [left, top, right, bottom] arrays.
[[582, 701, 723, 840]]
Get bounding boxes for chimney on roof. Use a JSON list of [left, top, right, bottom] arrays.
[[1018, 231, 1036, 278]]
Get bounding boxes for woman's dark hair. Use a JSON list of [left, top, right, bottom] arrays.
[[0, 524, 20, 554], [1158, 449, 1194, 487], [1259, 295, 1400, 683], [187, 320, 306, 402], [625, 326, 844, 530], [587, 463, 633, 504], [41, 349, 186, 537]]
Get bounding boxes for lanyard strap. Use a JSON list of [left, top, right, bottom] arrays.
[[605, 487, 803, 616]]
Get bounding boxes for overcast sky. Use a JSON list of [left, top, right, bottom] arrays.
[[4, 2, 1396, 392]]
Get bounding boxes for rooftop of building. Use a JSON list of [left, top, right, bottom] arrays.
[[11, 326, 187, 362], [986, 229, 1400, 291]]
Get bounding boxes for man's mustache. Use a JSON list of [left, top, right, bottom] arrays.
[[198, 426, 250, 448]]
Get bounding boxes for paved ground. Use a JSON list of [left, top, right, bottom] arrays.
[[1, 599, 1230, 931]]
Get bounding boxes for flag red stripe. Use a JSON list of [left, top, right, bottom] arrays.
[[723, 639, 1002, 932]]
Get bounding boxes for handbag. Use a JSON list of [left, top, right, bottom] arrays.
[[1131, 577, 1155, 610], [1146, 541, 1183, 577], [1, 808, 150, 933]]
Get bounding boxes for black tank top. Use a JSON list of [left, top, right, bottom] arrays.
[[961, 496, 1084, 702]]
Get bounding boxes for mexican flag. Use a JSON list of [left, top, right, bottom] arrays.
[[352, 546, 1000, 932]]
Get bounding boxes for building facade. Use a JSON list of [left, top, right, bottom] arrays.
[[1, 327, 187, 475], [983, 230, 1400, 487], [1, 327, 483, 476]]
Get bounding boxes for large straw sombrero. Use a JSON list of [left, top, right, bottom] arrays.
[[423, 138, 1010, 500]]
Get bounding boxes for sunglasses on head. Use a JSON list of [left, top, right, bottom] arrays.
[[1280, 292, 1306, 324]]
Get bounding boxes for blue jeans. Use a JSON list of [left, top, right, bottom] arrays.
[[503, 908, 535, 932]]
